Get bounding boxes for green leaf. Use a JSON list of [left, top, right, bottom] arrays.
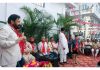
[[21, 6, 55, 43]]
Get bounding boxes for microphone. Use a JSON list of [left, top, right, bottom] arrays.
[[17, 24, 24, 33]]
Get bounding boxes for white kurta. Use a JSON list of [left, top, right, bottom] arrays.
[[38, 42, 48, 55], [0, 24, 22, 66], [58, 32, 69, 54]]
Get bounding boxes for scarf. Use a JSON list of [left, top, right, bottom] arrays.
[[31, 43, 35, 51], [10, 24, 25, 54], [41, 42, 46, 54]]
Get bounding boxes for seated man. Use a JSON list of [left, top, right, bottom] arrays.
[[22, 37, 35, 64], [38, 37, 48, 55], [23, 48, 36, 64], [29, 37, 38, 53], [91, 39, 100, 58], [84, 39, 92, 55], [48, 37, 58, 54], [84, 39, 92, 48]]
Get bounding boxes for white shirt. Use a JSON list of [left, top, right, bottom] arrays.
[[38, 42, 48, 55]]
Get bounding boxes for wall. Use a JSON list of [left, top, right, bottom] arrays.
[[0, 3, 6, 21], [0, 3, 65, 22]]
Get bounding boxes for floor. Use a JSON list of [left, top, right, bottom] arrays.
[[59, 54, 100, 67]]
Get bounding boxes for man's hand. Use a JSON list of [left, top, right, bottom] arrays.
[[16, 36, 26, 43]]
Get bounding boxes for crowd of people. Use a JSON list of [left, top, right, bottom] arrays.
[[79, 39, 100, 58], [0, 14, 100, 67]]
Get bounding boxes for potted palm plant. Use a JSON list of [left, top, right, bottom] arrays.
[[21, 6, 55, 43], [56, 13, 80, 38]]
